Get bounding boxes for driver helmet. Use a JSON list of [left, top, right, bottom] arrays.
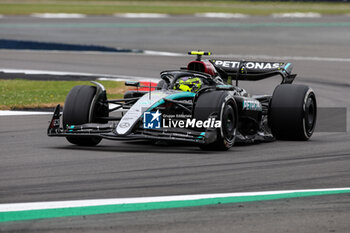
[[174, 77, 202, 93]]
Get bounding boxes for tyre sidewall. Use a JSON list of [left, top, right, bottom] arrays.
[[63, 85, 102, 146], [270, 84, 317, 140], [194, 91, 237, 150]]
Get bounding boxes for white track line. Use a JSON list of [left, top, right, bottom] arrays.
[[272, 12, 321, 18], [143, 50, 183, 56], [0, 68, 157, 82], [195, 13, 249, 19], [31, 13, 86, 19], [142, 51, 350, 63], [0, 111, 52, 116], [115, 13, 169, 18], [1, 188, 349, 212], [3, 49, 349, 63], [216, 54, 350, 63], [0, 14, 4, 19], [0, 68, 97, 76], [97, 77, 158, 82]]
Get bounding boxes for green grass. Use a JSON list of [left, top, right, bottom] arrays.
[[0, 1, 349, 15], [0, 79, 126, 110]]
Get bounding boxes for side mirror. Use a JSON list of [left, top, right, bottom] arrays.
[[216, 85, 234, 91], [125, 81, 140, 87]]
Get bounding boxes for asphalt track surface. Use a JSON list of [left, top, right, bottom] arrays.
[[1, 16, 350, 232]]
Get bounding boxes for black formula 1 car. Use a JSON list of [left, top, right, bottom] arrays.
[[48, 51, 317, 151]]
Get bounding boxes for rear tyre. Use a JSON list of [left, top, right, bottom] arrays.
[[269, 84, 317, 140], [63, 85, 102, 146], [194, 91, 238, 151]]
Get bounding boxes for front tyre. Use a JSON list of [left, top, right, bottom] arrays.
[[194, 91, 238, 151], [269, 84, 317, 140], [63, 85, 102, 146]]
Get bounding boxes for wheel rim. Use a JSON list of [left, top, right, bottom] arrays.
[[222, 105, 235, 142], [304, 95, 316, 135]]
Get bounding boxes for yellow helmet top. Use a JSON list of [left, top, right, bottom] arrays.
[[174, 77, 202, 93]]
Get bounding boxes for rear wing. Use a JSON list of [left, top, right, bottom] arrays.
[[210, 59, 296, 84]]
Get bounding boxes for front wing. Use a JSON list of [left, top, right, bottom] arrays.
[[47, 105, 217, 144]]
